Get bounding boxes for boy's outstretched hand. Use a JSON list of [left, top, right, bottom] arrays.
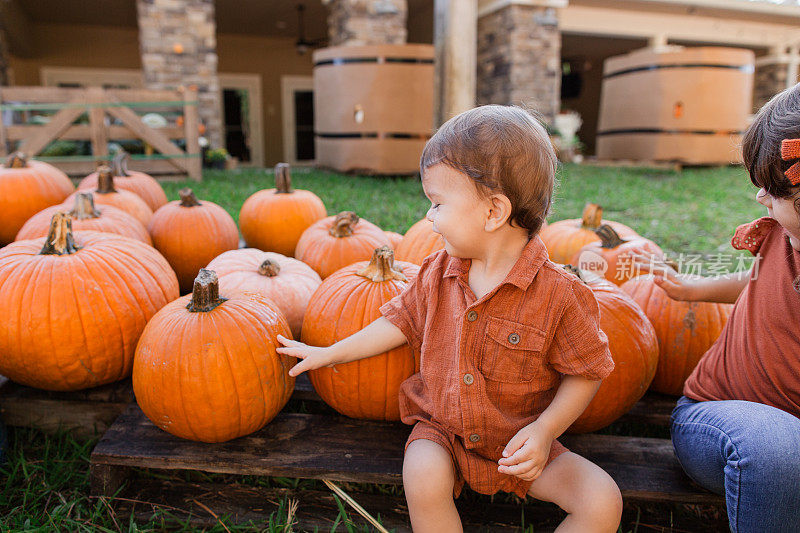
[[497, 422, 554, 482], [276, 335, 338, 377]]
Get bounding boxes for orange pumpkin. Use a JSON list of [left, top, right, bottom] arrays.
[[207, 248, 322, 338], [571, 225, 664, 286], [384, 230, 403, 250], [78, 152, 167, 211], [295, 211, 391, 279], [302, 247, 420, 420], [239, 163, 327, 256], [66, 164, 153, 227], [565, 267, 659, 433], [394, 218, 445, 265], [133, 269, 294, 442], [0, 213, 179, 391], [0, 152, 74, 246], [17, 192, 152, 245], [149, 188, 239, 294], [621, 275, 733, 395], [541, 203, 638, 264]]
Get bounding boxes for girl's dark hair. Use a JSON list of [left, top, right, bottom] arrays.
[[743, 83, 800, 200]]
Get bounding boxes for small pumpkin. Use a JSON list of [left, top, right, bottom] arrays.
[[571, 225, 664, 286], [564, 266, 659, 433], [394, 218, 445, 265], [78, 151, 167, 211], [133, 269, 294, 442], [541, 203, 638, 264], [621, 275, 733, 396], [0, 152, 74, 246], [0, 213, 178, 391], [66, 164, 153, 227], [239, 163, 327, 256], [207, 248, 322, 338], [16, 192, 152, 245], [302, 247, 420, 420], [149, 188, 240, 294], [295, 211, 391, 279]]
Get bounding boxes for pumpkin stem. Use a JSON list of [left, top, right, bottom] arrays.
[[179, 188, 201, 207], [186, 269, 228, 312], [39, 212, 81, 255], [595, 224, 625, 249], [580, 203, 603, 230], [258, 259, 281, 277], [329, 211, 359, 238], [6, 152, 27, 168], [95, 164, 117, 194], [356, 246, 408, 282], [69, 192, 102, 220], [112, 150, 130, 177], [275, 162, 294, 194]]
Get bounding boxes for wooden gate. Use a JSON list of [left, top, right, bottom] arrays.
[[0, 86, 201, 180]]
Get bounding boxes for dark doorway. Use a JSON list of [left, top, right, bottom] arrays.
[[294, 90, 315, 161], [223, 89, 251, 163]]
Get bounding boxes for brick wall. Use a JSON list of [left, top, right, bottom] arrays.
[[327, 0, 407, 46]]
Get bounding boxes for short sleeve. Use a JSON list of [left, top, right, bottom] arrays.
[[379, 256, 434, 355], [547, 280, 615, 381], [731, 217, 780, 255]]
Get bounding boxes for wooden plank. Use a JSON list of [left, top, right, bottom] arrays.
[[90, 403, 721, 504], [17, 105, 86, 156], [292, 373, 320, 402], [182, 87, 202, 181], [0, 87, 183, 104], [6, 125, 187, 141], [105, 104, 189, 173], [87, 87, 109, 159], [619, 392, 676, 426]]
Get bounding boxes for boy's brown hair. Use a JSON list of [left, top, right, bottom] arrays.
[[743, 83, 800, 209], [420, 105, 557, 236]]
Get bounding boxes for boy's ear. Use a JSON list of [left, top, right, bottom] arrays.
[[485, 193, 513, 232]]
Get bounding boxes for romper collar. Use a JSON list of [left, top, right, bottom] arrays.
[[442, 235, 550, 290]]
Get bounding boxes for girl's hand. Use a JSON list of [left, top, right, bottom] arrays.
[[276, 335, 339, 377], [497, 423, 553, 482], [627, 247, 701, 302]]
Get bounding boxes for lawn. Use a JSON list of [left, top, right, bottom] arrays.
[[0, 162, 755, 532]]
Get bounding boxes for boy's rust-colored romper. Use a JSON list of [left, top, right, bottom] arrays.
[[380, 236, 614, 498]]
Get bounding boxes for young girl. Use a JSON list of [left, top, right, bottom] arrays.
[[632, 84, 800, 533], [277, 105, 622, 532]]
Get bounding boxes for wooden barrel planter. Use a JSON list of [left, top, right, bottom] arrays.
[[596, 46, 754, 165], [312, 44, 434, 175]]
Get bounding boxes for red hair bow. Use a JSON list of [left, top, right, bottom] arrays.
[[781, 138, 800, 185]]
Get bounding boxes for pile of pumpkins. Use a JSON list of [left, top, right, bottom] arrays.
[[0, 154, 732, 443]]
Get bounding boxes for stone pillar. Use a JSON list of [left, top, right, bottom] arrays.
[[137, 0, 223, 149], [326, 0, 407, 46], [0, 25, 10, 86], [477, 0, 564, 125]]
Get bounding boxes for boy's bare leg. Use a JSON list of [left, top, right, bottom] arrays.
[[403, 439, 462, 533], [526, 451, 622, 533]]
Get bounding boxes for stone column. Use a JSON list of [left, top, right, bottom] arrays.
[[326, 0, 407, 46], [477, 0, 565, 125], [0, 26, 10, 86], [136, 0, 223, 149]]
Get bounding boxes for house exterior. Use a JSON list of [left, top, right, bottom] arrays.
[[1, 0, 799, 167]]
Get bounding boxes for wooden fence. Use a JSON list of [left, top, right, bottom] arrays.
[[0, 86, 201, 180]]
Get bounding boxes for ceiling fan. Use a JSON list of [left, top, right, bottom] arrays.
[[295, 3, 326, 55]]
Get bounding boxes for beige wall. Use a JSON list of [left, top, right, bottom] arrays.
[[7, 22, 313, 167]]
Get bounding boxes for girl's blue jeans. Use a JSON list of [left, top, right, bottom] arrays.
[[671, 396, 800, 532]]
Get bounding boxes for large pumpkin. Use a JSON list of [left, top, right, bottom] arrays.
[[295, 211, 391, 279], [394, 218, 445, 265], [302, 246, 420, 420], [239, 163, 327, 256], [16, 192, 152, 245], [565, 267, 659, 433], [541, 204, 638, 264], [0, 152, 74, 246], [206, 248, 322, 338], [621, 275, 733, 395], [0, 213, 179, 391], [571, 225, 664, 286], [79, 152, 167, 211], [67, 164, 153, 227], [133, 269, 294, 442], [149, 188, 239, 294]]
